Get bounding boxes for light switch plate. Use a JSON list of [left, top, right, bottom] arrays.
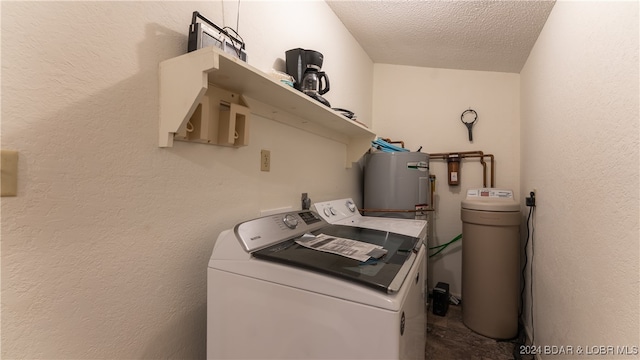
[[1, 150, 18, 196]]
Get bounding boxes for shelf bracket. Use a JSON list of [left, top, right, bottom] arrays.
[[158, 49, 220, 147]]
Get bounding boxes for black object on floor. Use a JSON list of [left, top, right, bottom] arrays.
[[433, 282, 450, 316]]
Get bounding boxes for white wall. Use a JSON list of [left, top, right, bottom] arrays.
[[372, 64, 520, 295], [0, 1, 373, 358], [520, 1, 639, 355]]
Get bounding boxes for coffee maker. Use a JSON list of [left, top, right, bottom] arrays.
[[285, 48, 331, 107]]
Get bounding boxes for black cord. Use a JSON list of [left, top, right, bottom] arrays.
[[331, 108, 355, 119], [530, 205, 535, 345], [222, 26, 245, 58], [519, 207, 532, 319], [513, 204, 535, 359]]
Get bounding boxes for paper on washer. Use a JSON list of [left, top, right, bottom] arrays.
[[295, 233, 387, 262]]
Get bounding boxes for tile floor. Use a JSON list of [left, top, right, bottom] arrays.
[[426, 302, 533, 360]]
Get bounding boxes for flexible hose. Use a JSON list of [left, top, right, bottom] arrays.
[[428, 233, 462, 258]]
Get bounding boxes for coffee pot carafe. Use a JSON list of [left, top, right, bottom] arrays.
[[285, 48, 331, 107], [301, 69, 331, 107]]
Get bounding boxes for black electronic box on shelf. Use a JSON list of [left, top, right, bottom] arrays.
[[188, 11, 247, 61]]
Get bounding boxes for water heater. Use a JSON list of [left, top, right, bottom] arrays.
[[363, 152, 430, 219]]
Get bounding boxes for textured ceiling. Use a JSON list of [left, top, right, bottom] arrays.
[[326, 0, 555, 73]]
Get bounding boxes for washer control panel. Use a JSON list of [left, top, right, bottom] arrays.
[[313, 198, 362, 223], [234, 210, 326, 252]]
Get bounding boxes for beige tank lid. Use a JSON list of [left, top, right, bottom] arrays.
[[461, 189, 520, 212]]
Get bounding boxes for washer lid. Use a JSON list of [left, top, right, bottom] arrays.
[[461, 189, 520, 212], [252, 224, 421, 294]]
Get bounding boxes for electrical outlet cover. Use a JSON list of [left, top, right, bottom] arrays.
[[261, 150, 270, 172]]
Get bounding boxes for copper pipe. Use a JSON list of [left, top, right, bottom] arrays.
[[430, 150, 485, 157], [380, 138, 405, 148], [458, 152, 494, 187], [360, 208, 435, 213], [458, 154, 487, 187], [428, 151, 495, 187], [430, 152, 487, 186]]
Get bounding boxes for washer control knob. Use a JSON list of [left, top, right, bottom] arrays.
[[346, 200, 357, 212], [283, 214, 299, 229], [323, 208, 332, 217], [329, 207, 337, 215]]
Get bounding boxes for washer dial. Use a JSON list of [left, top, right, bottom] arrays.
[[346, 200, 357, 212], [282, 214, 299, 229]]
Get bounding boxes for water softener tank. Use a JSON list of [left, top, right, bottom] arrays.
[[461, 189, 520, 339], [363, 152, 429, 219]]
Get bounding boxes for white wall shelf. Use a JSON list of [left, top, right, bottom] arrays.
[[159, 46, 376, 166]]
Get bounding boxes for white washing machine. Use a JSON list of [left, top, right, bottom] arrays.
[[314, 198, 429, 320], [313, 198, 428, 244], [207, 210, 426, 359]]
